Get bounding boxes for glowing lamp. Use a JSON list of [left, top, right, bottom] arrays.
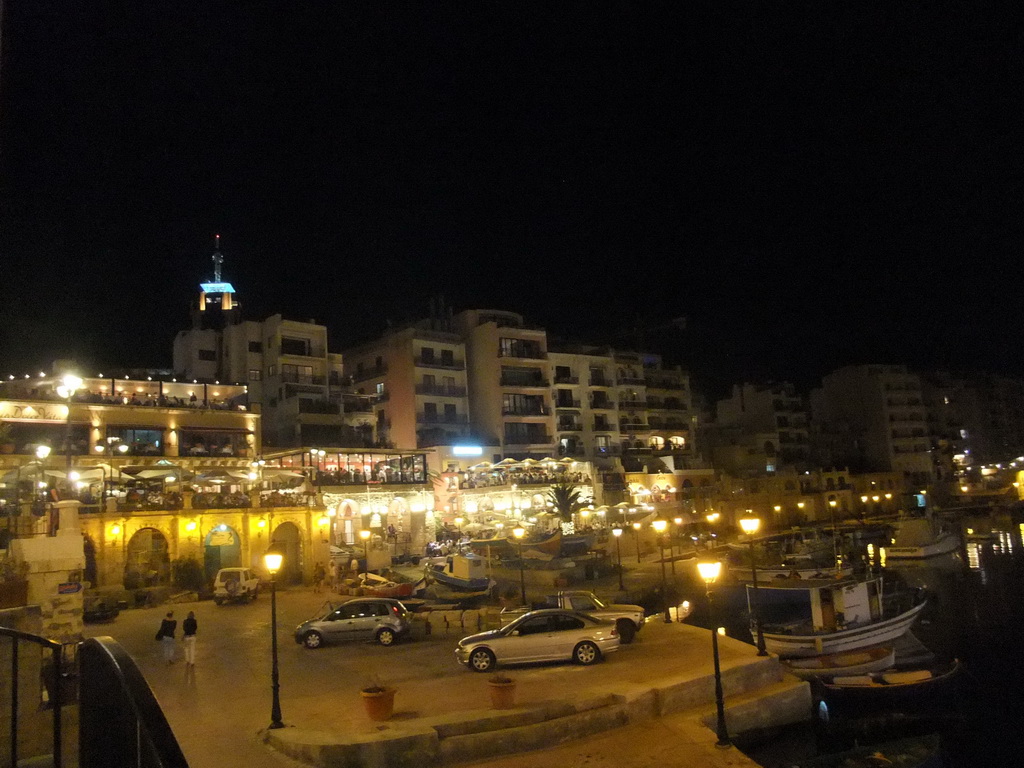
[[696, 561, 722, 584], [318, 515, 329, 527], [512, 526, 525, 539], [739, 516, 760, 535], [359, 529, 371, 541], [263, 545, 284, 575], [612, 528, 623, 538], [652, 519, 667, 533]]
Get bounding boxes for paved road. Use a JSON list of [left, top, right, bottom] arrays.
[[84, 560, 758, 768]]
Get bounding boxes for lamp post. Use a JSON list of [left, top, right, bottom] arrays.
[[612, 527, 624, 590], [263, 543, 285, 730], [35, 444, 51, 506], [359, 528, 372, 578], [632, 521, 642, 563], [652, 519, 671, 623], [56, 374, 83, 477], [828, 499, 840, 574], [513, 526, 526, 605], [738, 516, 767, 656], [696, 560, 730, 748]]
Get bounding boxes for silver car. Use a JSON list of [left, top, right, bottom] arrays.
[[294, 598, 411, 649], [455, 608, 619, 672]]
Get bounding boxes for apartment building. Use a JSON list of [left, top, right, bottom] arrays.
[[172, 249, 358, 447], [342, 323, 474, 449], [817, 365, 934, 485], [706, 382, 810, 474]]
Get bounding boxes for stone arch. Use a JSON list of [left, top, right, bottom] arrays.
[[125, 527, 170, 589], [271, 520, 303, 585], [202, 523, 243, 585]]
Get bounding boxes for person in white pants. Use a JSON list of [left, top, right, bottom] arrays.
[[182, 611, 198, 666]]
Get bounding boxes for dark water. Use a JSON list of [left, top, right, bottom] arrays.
[[692, 508, 1024, 768]]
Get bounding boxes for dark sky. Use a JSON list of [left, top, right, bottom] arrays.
[[1, 3, 1022, 397]]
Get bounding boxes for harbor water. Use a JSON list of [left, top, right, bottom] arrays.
[[692, 507, 1024, 768]]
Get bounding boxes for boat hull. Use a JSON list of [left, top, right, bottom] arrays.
[[886, 533, 960, 559], [783, 645, 895, 679], [763, 601, 926, 658], [426, 566, 491, 591]]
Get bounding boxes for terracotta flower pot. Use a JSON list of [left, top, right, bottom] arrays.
[[360, 687, 396, 721], [488, 679, 517, 709]]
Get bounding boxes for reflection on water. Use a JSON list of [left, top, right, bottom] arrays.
[[736, 507, 1024, 767]]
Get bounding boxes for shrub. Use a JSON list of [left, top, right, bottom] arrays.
[[171, 557, 205, 592]]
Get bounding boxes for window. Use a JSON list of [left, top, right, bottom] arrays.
[[248, 369, 261, 381], [424, 402, 438, 420], [376, 383, 385, 395], [267, 365, 277, 376], [421, 347, 435, 364], [441, 349, 454, 366], [553, 615, 585, 631], [280, 337, 310, 356], [422, 374, 436, 389], [444, 403, 457, 420], [198, 349, 216, 361], [248, 341, 262, 353], [499, 338, 542, 358]]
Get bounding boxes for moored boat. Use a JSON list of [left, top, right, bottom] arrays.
[[818, 659, 962, 706], [424, 552, 492, 591], [783, 645, 895, 679], [885, 517, 961, 559], [751, 575, 927, 658]]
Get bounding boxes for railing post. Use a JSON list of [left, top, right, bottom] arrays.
[[10, 638, 17, 768]]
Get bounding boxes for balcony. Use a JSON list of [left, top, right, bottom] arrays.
[[592, 421, 615, 431], [620, 421, 651, 433], [589, 376, 611, 387], [554, 399, 581, 410], [502, 405, 549, 416], [594, 445, 621, 457], [556, 423, 583, 432], [590, 399, 614, 410], [297, 399, 341, 415], [554, 374, 579, 384], [280, 372, 326, 385], [415, 355, 465, 370], [350, 364, 388, 383], [415, 383, 467, 397], [417, 412, 469, 425], [504, 436, 553, 447], [617, 376, 645, 385], [618, 399, 648, 410], [500, 375, 550, 388]]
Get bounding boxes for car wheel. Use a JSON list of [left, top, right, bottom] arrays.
[[468, 648, 496, 672], [303, 631, 324, 649], [616, 620, 636, 644], [249, 588, 258, 602], [376, 627, 397, 646], [574, 641, 601, 666]]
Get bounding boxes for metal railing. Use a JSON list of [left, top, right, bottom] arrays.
[[78, 636, 189, 767], [1, 627, 65, 768]]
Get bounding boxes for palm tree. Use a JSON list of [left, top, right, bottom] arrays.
[[547, 481, 583, 523]]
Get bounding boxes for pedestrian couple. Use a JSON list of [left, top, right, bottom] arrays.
[[156, 610, 198, 665]]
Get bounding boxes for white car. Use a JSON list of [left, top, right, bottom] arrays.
[[455, 608, 619, 672], [212, 567, 260, 605]]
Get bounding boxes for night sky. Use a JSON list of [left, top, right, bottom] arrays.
[[1, 4, 1021, 397]]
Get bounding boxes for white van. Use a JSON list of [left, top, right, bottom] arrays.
[[213, 567, 260, 605]]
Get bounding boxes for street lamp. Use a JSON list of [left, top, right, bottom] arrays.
[[652, 519, 671, 623], [359, 528, 372, 578], [696, 560, 730, 748], [263, 543, 285, 730], [513, 526, 526, 605], [56, 374, 83, 476], [632, 521, 642, 563], [35, 445, 51, 504], [738, 516, 767, 656], [828, 499, 840, 574], [611, 527, 624, 590]]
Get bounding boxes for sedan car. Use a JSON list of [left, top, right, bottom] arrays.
[[294, 598, 411, 649], [455, 608, 619, 672]]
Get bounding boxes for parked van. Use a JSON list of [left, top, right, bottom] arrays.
[[213, 567, 260, 605]]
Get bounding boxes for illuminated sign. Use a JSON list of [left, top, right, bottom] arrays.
[[451, 445, 483, 457], [200, 282, 236, 294]]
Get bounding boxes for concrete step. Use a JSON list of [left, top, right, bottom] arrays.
[[697, 675, 813, 735]]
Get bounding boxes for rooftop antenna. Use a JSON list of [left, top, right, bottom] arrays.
[[212, 234, 224, 282]]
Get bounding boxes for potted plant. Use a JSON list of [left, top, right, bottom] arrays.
[[360, 676, 396, 721], [487, 674, 517, 709], [0, 556, 30, 609]]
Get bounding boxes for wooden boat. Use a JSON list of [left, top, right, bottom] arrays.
[[424, 552, 491, 590], [751, 576, 927, 658], [466, 534, 513, 557], [818, 659, 962, 705], [731, 560, 854, 582], [885, 517, 961, 559], [356, 573, 415, 598], [783, 645, 895, 680]]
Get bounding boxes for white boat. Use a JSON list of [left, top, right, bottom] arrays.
[[751, 576, 926, 658], [783, 645, 896, 680], [885, 517, 961, 559]]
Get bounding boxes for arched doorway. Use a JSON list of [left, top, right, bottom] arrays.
[[271, 521, 303, 585], [202, 524, 242, 585], [125, 527, 170, 589]]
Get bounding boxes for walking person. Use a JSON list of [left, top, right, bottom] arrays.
[[182, 611, 198, 666], [156, 611, 177, 664], [313, 562, 325, 593]]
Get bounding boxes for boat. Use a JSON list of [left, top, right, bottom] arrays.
[[751, 575, 927, 658], [730, 557, 854, 582], [886, 517, 961, 559], [466, 534, 513, 557], [818, 659, 962, 706], [356, 572, 415, 598], [783, 645, 896, 680], [424, 552, 492, 591]]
